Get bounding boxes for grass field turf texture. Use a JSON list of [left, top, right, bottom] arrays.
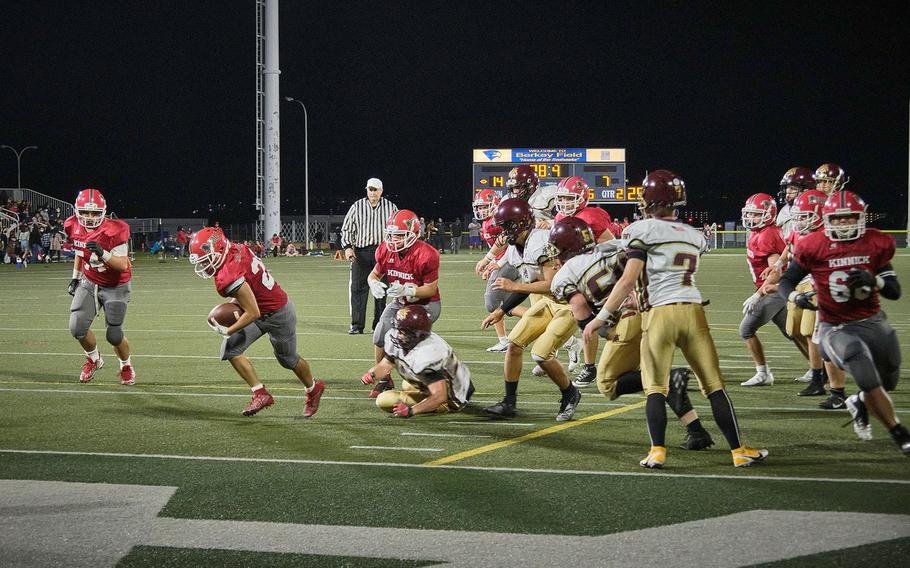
[[1, 251, 909, 567]]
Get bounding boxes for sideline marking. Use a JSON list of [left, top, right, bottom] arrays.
[[2, 448, 907, 485], [350, 445, 442, 452], [401, 432, 493, 439], [426, 401, 646, 466]]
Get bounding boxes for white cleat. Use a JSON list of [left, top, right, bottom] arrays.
[[740, 372, 774, 387], [565, 336, 582, 373], [531, 364, 546, 377], [794, 369, 813, 383], [845, 394, 873, 441], [486, 338, 509, 353]]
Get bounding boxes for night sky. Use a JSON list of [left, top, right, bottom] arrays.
[[2, 2, 908, 226]]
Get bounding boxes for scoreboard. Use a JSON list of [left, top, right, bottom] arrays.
[[472, 148, 638, 205]]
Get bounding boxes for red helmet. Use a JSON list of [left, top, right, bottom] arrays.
[[814, 163, 848, 195], [790, 189, 827, 235], [392, 304, 432, 353], [741, 193, 777, 230], [546, 217, 595, 262], [778, 166, 815, 202], [493, 198, 535, 245], [506, 165, 539, 200], [639, 170, 686, 215], [189, 227, 230, 278], [74, 188, 107, 229], [554, 176, 589, 216], [822, 190, 866, 241], [385, 210, 421, 252], [472, 189, 500, 220]]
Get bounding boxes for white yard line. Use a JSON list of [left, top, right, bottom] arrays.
[[349, 446, 442, 452], [400, 432, 493, 438]]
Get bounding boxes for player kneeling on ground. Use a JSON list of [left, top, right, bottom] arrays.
[[362, 305, 474, 417], [189, 227, 325, 417]]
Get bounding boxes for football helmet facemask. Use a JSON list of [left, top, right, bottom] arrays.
[[554, 176, 590, 216], [493, 198, 535, 245], [777, 167, 815, 203], [506, 165, 539, 200], [546, 217, 595, 262], [75, 188, 107, 230], [822, 190, 866, 241], [392, 304, 432, 353], [741, 193, 777, 230], [790, 189, 827, 235], [189, 227, 230, 279], [472, 189, 500, 220], [814, 163, 848, 195], [385, 210, 421, 253]]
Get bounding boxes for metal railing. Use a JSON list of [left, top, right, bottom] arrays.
[[1, 187, 74, 220]]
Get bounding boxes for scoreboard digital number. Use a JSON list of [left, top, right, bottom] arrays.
[[472, 148, 634, 205]]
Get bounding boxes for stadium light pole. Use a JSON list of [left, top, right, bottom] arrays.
[[1, 145, 38, 189], [283, 96, 309, 249]]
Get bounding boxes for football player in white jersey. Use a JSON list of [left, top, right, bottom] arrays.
[[549, 219, 714, 450], [362, 305, 474, 416], [775, 166, 815, 240], [481, 198, 582, 422], [584, 170, 768, 468]]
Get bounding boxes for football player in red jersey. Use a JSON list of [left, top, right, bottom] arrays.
[[473, 189, 514, 352], [64, 189, 136, 385], [366, 210, 441, 398], [739, 193, 789, 387], [779, 191, 909, 455], [188, 227, 325, 417]]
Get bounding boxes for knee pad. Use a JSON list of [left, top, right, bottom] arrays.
[[105, 324, 124, 346], [484, 293, 498, 314], [68, 313, 89, 340], [531, 353, 552, 363], [103, 301, 127, 327], [739, 317, 757, 340], [836, 335, 879, 392]]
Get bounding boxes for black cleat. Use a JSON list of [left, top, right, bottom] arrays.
[[798, 378, 826, 397], [667, 368, 693, 415], [680, 429, 715, 450], [818, 392, 846, 410], [572, 365, 597, 388], [483, 400, 517, 419], [889, 424, 910, 455], [556, 387, 581, 422]]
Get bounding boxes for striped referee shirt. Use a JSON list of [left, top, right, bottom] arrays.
[[340, 197, 398, 249]]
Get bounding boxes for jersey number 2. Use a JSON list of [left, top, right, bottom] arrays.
[[250, 257, 276, 290]]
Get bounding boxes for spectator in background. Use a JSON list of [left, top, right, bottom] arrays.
[[449, 217, 463, 254], [50, 226, 64, 262], [176, 226, 188, 258], [18, 223, 29, 253], [40, 225, 52, 262], [253, 240, 264, 257], [468, 219, 481, 250], [270, 233, 283, 257], [285, 242, 301, 257], [29, 223, 42, 262]]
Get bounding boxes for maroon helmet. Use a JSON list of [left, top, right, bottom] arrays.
[[778, 166, 815, 202], [814, 163, 848, 195], [506, 165, 539, 200], [493, 198, 535, 245], [392, 304, 432, 353], [639, 170, 686, 215], [546, 217, 595, 262]]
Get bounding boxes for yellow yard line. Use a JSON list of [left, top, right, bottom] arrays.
[[424, 401, 646, 466]]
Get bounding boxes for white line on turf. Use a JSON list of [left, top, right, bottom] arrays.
[[1, 448, 906, 485], [449, 421, 537, 426], [400, 432, 493, 438], [349, 446, 442, 452]]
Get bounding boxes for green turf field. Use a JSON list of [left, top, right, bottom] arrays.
[[1, 250, 909, 567]]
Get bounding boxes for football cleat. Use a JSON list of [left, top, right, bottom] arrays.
[[566, 338, 582, 373], [483, 400, 517, 419], [242, 390, 274, 416], [798, 378, 826, 397], [486, 338, 509, 353], [79, 356, 104, 383], [740, 371, 773, 387], [845, 394, 872, 441], [556, 387, 581, 422], [732, 446, 769, 467], [680, 429, 714, 451], [369, 377, 394, 398], [639, 446, 667, 469], [531, 364, 546, 377], [666, 368, 693, 416], [303, 380, 325, 418], [118, 364, 136, 386], [818, 392, 846, 410], [888, 424, 910, 455], [794, 369, 813, 383], [571, 365, 597, 388]]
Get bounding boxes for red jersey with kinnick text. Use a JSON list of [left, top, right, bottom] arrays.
[[793, 228, 895, 324], [214, 243, 288, 314], [374, 239, 441, 304], [555, 206, 614, 240], [481, 218, 506, 260], [746, 225, 785, 288], [63, 215, 132, 286]]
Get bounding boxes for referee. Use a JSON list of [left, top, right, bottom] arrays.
[[341, 177, 398, 334]]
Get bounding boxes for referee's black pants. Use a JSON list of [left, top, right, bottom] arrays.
[[350, 245, 386, 332]]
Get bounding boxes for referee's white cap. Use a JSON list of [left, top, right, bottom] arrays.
[[365, 178, 383, 190]]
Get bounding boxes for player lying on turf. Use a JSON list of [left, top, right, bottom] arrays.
[[361, 304, 475, 417], [548, 217, 714, 450], [188, 227, 325, 418]]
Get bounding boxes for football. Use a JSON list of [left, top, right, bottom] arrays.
[[208, 302, 244, 328]]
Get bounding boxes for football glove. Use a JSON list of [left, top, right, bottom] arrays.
[[67, 278, 80, 296], [85, 241, 105, 258], [845, 268, 875, 292], [361, 371, 376, 385], [391, 403, 413, 418], [742, 291, 762, 315], [386, 281, 417, 299], [368, 279, 387, 299], [791, 291, 818, 311], [208, 321, 230, 336]]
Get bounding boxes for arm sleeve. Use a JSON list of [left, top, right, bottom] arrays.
[[420, 369, 446, 384], [778, 260, 810, 301], [340, 204, 356, 249], [876, 263, 901, 300]]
